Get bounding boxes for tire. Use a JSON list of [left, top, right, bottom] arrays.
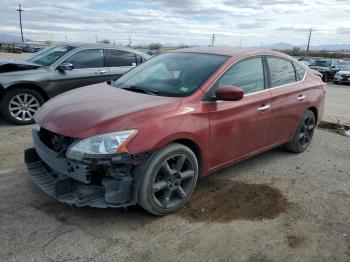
[[0, 88, 45, 125], [322, 73, 328, 82], [285, 110, 316, 153], [137, 143, 199, 216]]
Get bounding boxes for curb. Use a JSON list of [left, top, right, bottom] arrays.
[[318, 120, 350, 130]]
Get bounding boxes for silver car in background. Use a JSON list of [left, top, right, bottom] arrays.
[[334, 64, 350, 84], [0, 43, 150, 124]]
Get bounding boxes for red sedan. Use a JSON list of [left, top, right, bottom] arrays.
[[25, 48, 325, 215]]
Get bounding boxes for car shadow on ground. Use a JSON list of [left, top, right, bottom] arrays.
[[27, 145, 293, 226]]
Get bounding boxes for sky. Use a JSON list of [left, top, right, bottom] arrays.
[[1, 0, 350, 46]]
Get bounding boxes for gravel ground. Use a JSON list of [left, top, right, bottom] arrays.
[[0, 52, 349, 261], [0, 121, 349, 262], [324, 83, 350, 125]]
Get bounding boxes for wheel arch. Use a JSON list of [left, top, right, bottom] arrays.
[[172, 138, 203, 174], [1, 83, 49, 101], [308, 106, 318, 123]]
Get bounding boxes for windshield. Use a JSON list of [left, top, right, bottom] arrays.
[[28, 45, 75, 66], [114, 52, 228, 97], [313, 60, 332, 67]]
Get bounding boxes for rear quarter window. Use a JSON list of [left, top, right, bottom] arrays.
[[268, 57, 297, 88], [293, 62, 306, 81]]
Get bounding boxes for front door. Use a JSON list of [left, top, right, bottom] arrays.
[[206, 57, 272, 170], [49, 49, 110, 97]]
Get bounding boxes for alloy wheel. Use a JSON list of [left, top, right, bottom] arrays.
[[298, 115, 315, 148], [9, 93, 40, 122], [152, 154, 196, 209]]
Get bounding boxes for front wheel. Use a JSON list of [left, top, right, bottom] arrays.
[[137, 143, 199, 215], [285, 110, 316, 153], [0, 88, 44, 125], [322, 73, 329, 82]]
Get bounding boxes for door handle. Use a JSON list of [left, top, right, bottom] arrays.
[[96, 70, 107, 75], [297, 95, 306, 101], [257, 104, 270, 112]]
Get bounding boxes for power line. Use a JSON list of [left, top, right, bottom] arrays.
[[16, 4, 24, 42]]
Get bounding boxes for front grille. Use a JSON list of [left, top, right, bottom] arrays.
[[341, 74, 350, 77], [39, 128, 75, 153]]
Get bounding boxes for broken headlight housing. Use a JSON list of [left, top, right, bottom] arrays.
[[66, 130, 138, 161]]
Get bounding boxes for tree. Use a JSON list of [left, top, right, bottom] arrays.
[[178, 43, 189, 49], [149, 43, 162, 50], [99, 39, 111, 44]]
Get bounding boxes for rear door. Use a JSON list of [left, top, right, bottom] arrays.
[[49, 49, 110, 96], [107, 49, 144, 80], [267, 57, 308, 145], [207, 57, 272, 169]]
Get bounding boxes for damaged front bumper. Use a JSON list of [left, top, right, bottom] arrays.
[[24, 129, 143, 208]]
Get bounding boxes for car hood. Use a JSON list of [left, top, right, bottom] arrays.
[[35, 83, 182, 138], [0, 58, 42, 73]]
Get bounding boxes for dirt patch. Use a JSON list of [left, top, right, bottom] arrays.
[[178, 177, 290, 223], [287, 234, 306, 248]]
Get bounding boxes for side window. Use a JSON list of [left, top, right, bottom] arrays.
[[136, 55, 143, 65], [109, 50, 136, 67], [63, 49, 104, 69], [217, 57, 265, 95], [293, 62, 306, 81], [268, 58, 296, 87]]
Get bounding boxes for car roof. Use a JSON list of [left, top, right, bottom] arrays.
[[170, 47, 292, 59], [49, 43, 151, 59]]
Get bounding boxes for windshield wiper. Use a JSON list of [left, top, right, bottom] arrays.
[[122, 86, 159, 96]]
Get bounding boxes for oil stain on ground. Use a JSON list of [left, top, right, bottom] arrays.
[[178, 177, 291, 223], [287, 234, 306, 248]]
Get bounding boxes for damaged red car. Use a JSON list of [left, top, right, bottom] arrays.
[[25, 48, 325, 215]]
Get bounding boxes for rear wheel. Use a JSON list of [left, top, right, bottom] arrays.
[[285, 110, 316, 153], [137, 143, 198, 215], [0, 88, 44, 125]]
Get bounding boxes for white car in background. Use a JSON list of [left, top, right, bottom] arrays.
[[334, 64, 350, 84]]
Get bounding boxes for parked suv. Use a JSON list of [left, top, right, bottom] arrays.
[[309, 59, 339, 82], [25, 48, 325, 215], [0, 43, 150, 124]]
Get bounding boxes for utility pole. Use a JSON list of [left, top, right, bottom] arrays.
[[95, 34, 98, 43], [127, 35, 133, 47], [210, 34, 215, 46], [306, 28, 312, 52], [16, 4, 24, 42]]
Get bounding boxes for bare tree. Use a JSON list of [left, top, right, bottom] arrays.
[[99, 39, 111, 44], [178, 43, 189, 49], [149, 43, 162, 50]]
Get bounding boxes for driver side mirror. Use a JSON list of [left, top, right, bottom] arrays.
[[215, 85, 244, 101], [57, 62, 74, 71]]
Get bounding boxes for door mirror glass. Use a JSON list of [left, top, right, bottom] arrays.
[[57, 62, 74, 71], [215, 85, 244, 101]]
